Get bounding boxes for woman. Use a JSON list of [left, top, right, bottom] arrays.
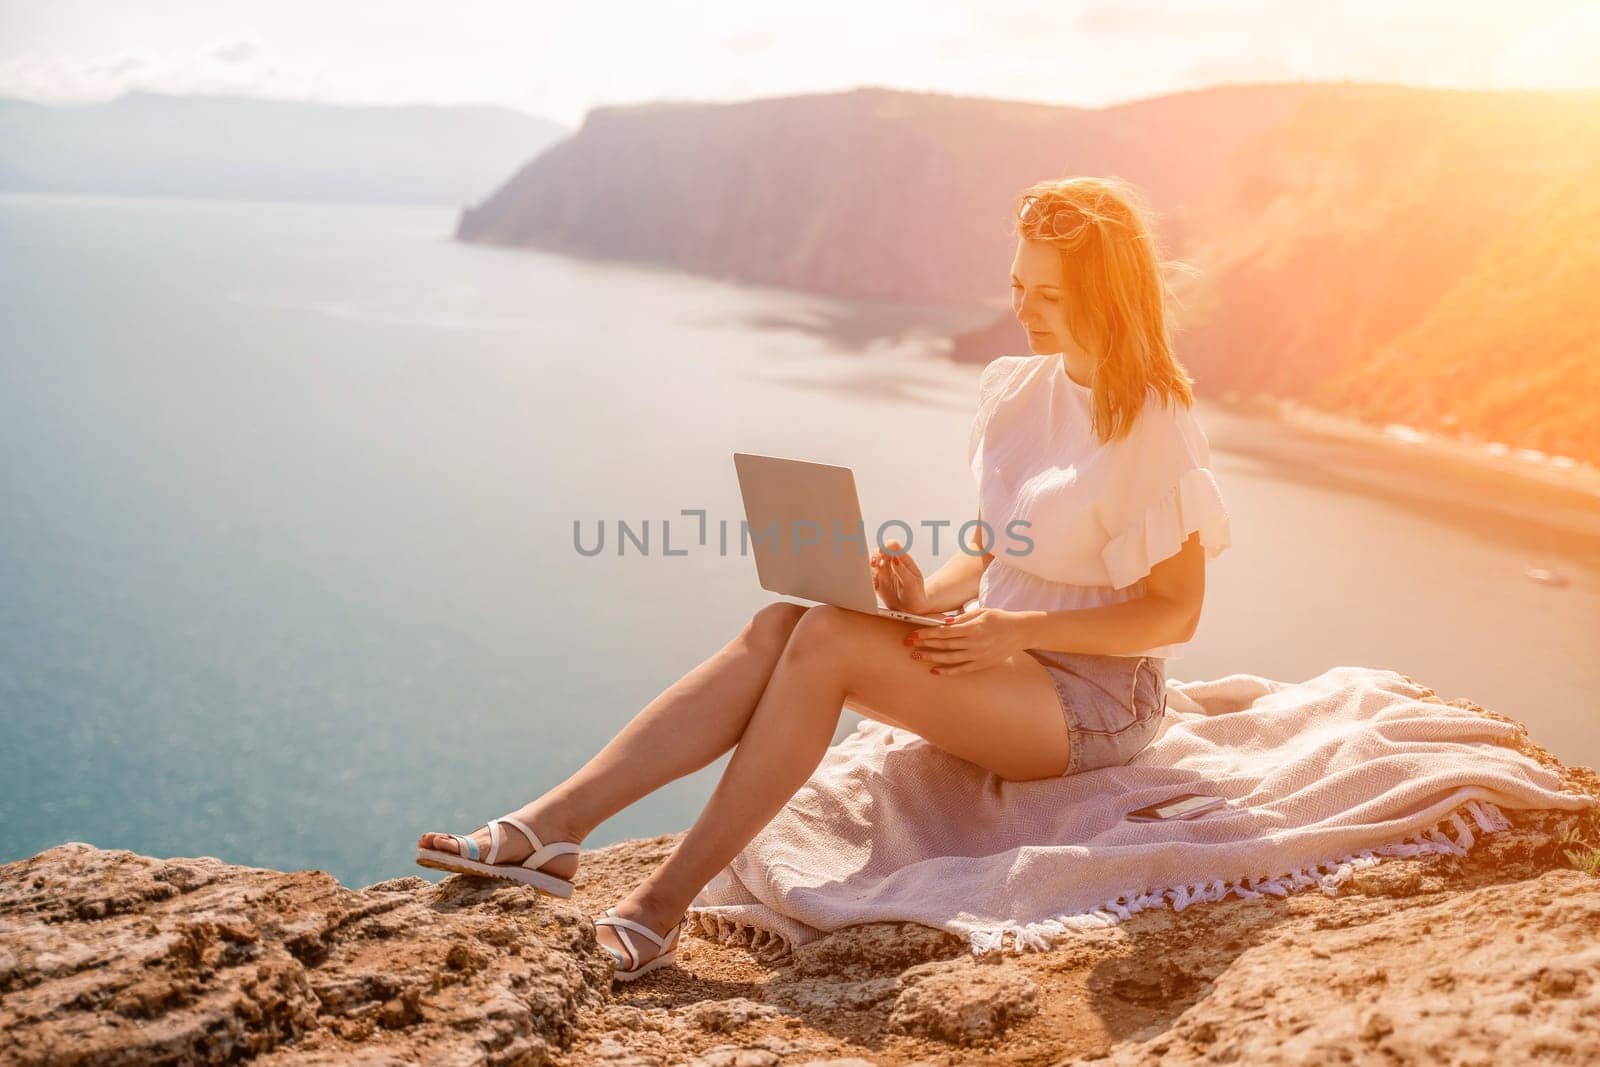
[[415, 175, 1231, 981]]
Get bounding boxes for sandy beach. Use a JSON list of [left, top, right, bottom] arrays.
[[1206, 393, 1600, 548]]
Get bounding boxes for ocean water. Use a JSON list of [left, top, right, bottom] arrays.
[[2, 192, 1596, 888]]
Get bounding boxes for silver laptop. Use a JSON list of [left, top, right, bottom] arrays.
[[733, 452, 954, 626]]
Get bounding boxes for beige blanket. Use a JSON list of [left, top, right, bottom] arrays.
[[685, 665, 1596, 959]]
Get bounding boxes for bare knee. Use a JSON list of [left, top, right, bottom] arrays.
[[741, 601, 810, 657], [779, 604, 854, 667]]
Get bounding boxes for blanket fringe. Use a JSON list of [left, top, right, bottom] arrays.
[[964, 798, 1514, 957], [683, 909, 798, 963]]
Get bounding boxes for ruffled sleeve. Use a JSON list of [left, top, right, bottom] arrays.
[[1099, 397, 1232, 590]]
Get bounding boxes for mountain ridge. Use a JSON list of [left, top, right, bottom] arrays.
[[459, 82, 1600, 464], [0, 91, 570, 206]]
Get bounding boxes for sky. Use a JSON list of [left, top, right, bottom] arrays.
[[2, 0, 1597, 127]]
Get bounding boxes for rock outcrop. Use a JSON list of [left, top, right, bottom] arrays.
[[4, 699, 1597, 1065]]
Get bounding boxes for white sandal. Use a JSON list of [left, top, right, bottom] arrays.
[[594, 905, 685, 982], [414, 814, 581, 898]]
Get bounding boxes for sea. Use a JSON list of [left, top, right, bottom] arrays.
[[2, 191, 1596, 888]]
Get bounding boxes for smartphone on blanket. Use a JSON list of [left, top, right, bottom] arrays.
[[1126, 793, 1228, 822]]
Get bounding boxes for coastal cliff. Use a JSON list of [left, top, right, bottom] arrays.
[[4, 694, 1597, 1066], [458, 82, 1600, 468], [455, 83, 1310, 306]]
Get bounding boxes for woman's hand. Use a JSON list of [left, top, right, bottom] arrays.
[[870, 539, 932, 615], [904, 607, 1031, 675]]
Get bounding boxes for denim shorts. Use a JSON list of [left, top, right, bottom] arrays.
[[1024, 650, 1168, 775]]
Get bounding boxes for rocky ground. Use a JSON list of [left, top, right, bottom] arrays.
[[3, 695, 1597, 1066]]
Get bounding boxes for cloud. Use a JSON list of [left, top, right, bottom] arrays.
[[1180, 52, 1303, 86], [0, 35, 329, 102], [207, 38, 265, 67], [1489, 3, 1600, 89], [721, 29, 777, 58], [1073, 0, 1289, 36]]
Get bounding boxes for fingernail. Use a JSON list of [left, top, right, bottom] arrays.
[[930, 667, 940, 675], [911, 652, 921, 660]]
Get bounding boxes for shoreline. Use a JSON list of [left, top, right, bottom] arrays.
[[1208, 393, 1600, 501], [1199, 393, 1600, 560]]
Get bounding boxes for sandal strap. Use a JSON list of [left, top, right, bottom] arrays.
[[595, 915, 665, 949], [446, 815, 581, 872], [486, 821, 503, 865], [523, 840, 581, 871], [492, 815, 580, 872], [494, 814, 542, 852], [616, 927, 640, 969], [595, 908, 686, 970]]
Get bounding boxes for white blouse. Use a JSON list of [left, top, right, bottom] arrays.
[[966, 353, 1232, 659]]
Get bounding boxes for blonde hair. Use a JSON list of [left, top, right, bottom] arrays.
[[1012, 175, 1198, 444]]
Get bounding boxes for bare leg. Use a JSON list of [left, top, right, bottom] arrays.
[[610, 604, 1067, 955], [416, 601, 812, 877]]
